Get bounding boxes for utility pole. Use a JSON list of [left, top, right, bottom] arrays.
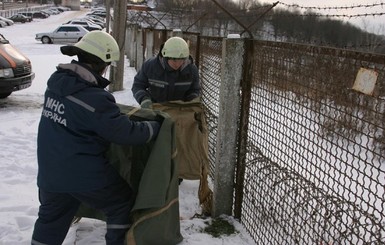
[[105, 0, 111, 34], [109, 0, 127, 92]]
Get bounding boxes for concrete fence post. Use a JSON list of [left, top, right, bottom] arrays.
[[135, 28, 143, 71], [126, 24, 138, 68], [213, 35, 245, 217], [172, 28, 183, 38], [145, 30, 154, 60]]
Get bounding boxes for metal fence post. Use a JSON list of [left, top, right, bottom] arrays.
[[213, 35, 245, 217]]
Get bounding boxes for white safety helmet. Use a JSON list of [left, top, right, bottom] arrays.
[[61, 31, 120, 63], [162, 37, 189, 59]]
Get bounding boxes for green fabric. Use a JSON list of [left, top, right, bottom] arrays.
[[76, 104, 183, 245]]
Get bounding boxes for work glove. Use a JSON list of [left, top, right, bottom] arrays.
[[184, 93, 199, 102], [140, 98, 153, 109]]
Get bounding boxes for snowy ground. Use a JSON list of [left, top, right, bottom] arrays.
[[0, 8, 256, 245]]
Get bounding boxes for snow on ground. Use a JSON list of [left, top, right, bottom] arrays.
[[0, 8, 256, 245]]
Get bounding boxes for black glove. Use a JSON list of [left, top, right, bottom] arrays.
[[184, 93, 199, 102]]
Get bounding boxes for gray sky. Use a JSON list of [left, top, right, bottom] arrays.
[[258, 0, 385, 34]]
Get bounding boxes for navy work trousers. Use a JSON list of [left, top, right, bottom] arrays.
[[31, 176, 134, 245]]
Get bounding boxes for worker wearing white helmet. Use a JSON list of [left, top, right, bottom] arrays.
[[32, 31, 160, 245], [132, 36, 200, 109]]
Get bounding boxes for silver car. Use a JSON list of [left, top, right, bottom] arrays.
[[64, 20, 103, 31], [0, 16, 14, 26], [35, 24, 89, 44]]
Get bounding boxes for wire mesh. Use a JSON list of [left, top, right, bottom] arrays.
[[197, 36, 223, 178], [240, 40, 385, 244]]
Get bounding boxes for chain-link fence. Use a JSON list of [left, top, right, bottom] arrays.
[[126, 26, 385, 244], [240, 40, 385, 244], [194, 36, 222, 178], [197, 37, 385, 244]]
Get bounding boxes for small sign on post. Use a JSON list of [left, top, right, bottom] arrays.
[[352, 67, 378, 95]]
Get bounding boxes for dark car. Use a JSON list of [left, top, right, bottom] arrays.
[[0, 33, 35, 98], [19, 12, 34, 20], [9, 14, 32, 23], [32, 11, 49, 19]]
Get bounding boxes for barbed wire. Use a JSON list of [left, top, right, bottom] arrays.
[[277, 2, 385, 11], [174, 22, 385, 51], [128, 4, 385, 53], [272, 12, 385, 19], [275, 2, 385, 19]]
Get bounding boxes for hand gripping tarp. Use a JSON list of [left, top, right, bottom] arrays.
[[76, 104, 183, 245]]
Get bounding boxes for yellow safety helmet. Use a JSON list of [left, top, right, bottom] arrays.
[[61, 31, 120, 63], [162, 37, 189, 59]]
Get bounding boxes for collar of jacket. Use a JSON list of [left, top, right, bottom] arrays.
[[57, 60, 111, 88]]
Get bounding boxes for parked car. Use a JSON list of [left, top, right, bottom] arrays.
[[39, 10, 52, 17], [0, 20, 6, 28], [64, 20, 102, 31], [56, 6, 71, 12], [47, 7, 63, 14], [81, 16, 105, 28], [91, 7, 106, 12], [35, 24, 89, 44], [42, 9, 60, 15], [32, 11, 49, 19], [19, 12, 34, 21], [86, 14, 105, 25], [9, 14, 32, 23], [70, 17, 104, 29], [0, 16, 14, 26], [86, 10, 106, 18], [0, 33, 35, 98]]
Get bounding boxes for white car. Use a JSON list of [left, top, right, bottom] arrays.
[[35, 24, 89, 44], [0, 16, 14, 26], [76, 17, 105, 28], [64, 19, 102, 31], [0, 20, 7, 27]]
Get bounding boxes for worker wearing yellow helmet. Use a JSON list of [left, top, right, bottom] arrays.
[[32, 31, 160, 245], [132, 36, 200, 109]]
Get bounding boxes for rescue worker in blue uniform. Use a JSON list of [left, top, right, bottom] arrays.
[[131, 36, 200, 185], [131, 36, 200, 109], [31, 31, 160, 245]]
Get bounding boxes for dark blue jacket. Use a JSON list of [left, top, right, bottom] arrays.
[[131, 54, 200, 104], [37, 61, 159, 192]]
